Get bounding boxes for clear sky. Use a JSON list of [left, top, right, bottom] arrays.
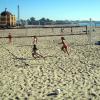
[[0, 0, 100, 21]]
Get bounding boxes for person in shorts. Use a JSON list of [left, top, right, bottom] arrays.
[[59, 37, 69, 55], [33, 35, 37, 44], [8, 33, 12, 43]]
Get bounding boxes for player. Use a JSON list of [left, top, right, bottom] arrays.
[[32, 44, 44, 59], [58, 37, 69, 55], [33, 35, 37, 44], [8, 33, 12, 43]]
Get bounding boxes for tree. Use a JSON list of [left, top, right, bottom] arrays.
[[39, 17, 46, 25], [27, 19, 31, 25], [30, 17, 36, 24], [20, 19, 26, 26]]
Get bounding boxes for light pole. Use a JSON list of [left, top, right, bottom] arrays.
[[89, 18, 92, 44]]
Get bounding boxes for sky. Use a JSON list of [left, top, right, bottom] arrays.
[[0, 0, 100, 21]]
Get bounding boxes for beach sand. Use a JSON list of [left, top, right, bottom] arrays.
[[0, 28, 100, 100]]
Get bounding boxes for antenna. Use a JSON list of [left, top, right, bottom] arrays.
[[17, 5, 20, 27], [5, 8, 7, 12]]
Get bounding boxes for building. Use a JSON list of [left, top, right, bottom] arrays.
[[0, 8, 16, 27]]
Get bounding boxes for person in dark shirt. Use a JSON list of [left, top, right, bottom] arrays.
[[32, 44, 44, 59], [32, 44, 38, 57]]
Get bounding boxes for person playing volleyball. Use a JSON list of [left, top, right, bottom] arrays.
[[32, 35, 37, 44], [59, 37, 69, 55], [8, 33, 12, 43], [32, 44, 44, 59]]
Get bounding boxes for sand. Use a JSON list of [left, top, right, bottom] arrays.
[[0, 28, 100, 100]]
